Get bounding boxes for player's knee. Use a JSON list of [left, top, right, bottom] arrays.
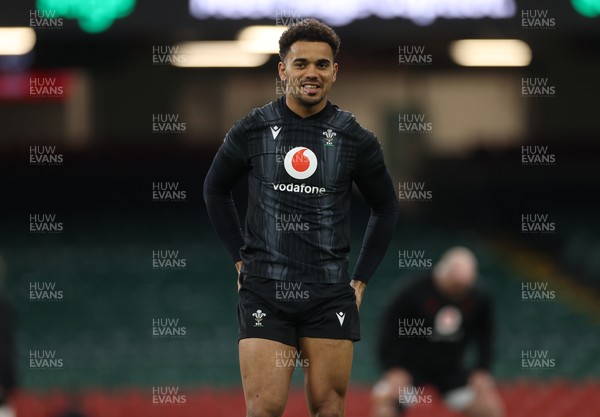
[[386, 368, 413, 388], [373, 369, 413, 403], [245, 398, 285, 417], [480, 395, 504, 417], [309, 394, 345, 417], [314, 405, 343, 417], [397, 369, 413, 384], [372, 379, 395, 402], [477, 387, 504, 417], [463, 390, 504, 417]]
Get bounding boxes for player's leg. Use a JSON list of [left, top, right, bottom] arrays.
[[439, 371, 503, 417], [460, 372, 504, 417], [299, 337, 353, 417], [237, 276, 300, 417], [294, 281, 359, 417], [370, 368, 414, 417], [239, 338, 296, 417]]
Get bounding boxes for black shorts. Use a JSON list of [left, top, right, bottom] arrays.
[[407, 367, 469, 395], [237, 275, 360, 348]]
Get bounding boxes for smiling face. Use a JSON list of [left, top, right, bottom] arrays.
[[278, 41, 338, 118]]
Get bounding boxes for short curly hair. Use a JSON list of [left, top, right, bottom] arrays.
[[278, 19, 341, 61]]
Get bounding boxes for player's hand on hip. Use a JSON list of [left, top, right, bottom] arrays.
[[235, 261, 243, 292], [350, 279, 366, 311]]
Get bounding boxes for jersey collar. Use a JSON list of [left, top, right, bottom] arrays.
[[278, 95, 334, 121]]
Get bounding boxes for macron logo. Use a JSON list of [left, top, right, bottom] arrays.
[[270, 125, 281, 139], [336, 312, 345, 326]]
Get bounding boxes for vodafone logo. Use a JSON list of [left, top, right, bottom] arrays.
[[284, 147, 317, 180]]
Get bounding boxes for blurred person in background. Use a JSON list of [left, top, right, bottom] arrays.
[[0, 256, 16, 417], [204, 19, 399, 417], [371, 247, 504, 417]]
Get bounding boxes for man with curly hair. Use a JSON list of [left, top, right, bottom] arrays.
[[204, 19, 399, 417]]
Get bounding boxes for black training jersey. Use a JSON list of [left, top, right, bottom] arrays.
[[218, 96, 386, 283], [377, 275, 494, 373]]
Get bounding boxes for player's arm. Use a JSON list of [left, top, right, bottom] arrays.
[[351, 133, 399, 297], [203, 123, 250, 281]]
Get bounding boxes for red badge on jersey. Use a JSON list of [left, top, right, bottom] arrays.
[[284, 147, 318, 179]]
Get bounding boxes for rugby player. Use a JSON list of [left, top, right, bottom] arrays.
[[371, 247, 504, 417], [204, 19, 399, 417]]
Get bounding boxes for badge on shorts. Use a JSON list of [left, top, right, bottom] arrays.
[[252, 309, 266, 327]]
